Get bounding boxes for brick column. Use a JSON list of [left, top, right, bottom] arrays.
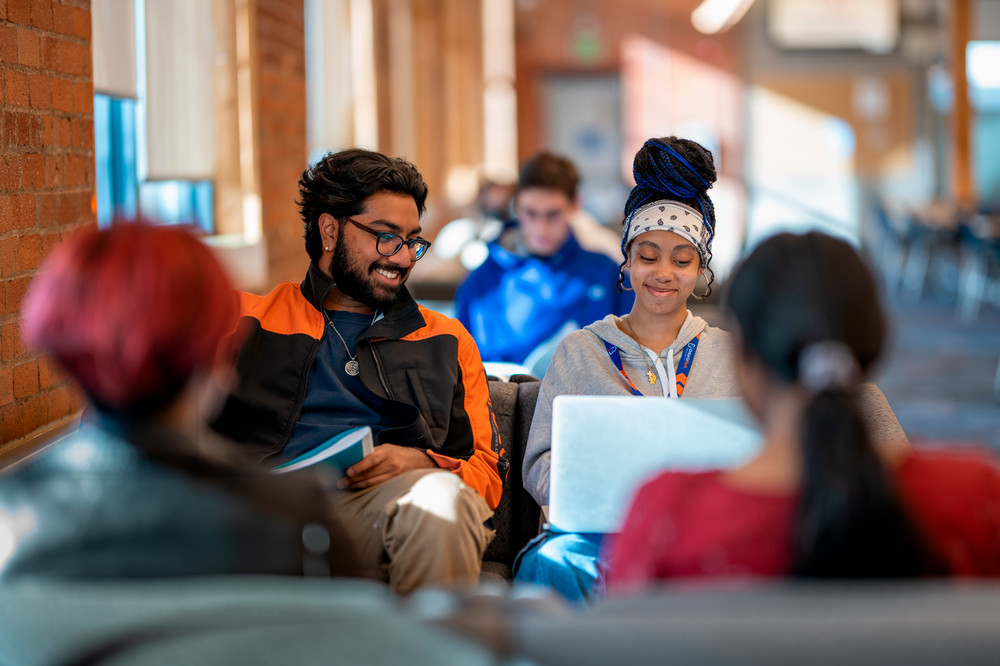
[[1, 0, 94, 453], [255, 0, 309, 287]]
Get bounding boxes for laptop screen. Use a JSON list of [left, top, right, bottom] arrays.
[[548, 396, 762, 534]]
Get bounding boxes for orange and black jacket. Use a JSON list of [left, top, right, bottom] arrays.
[[212, 264, 507, 510]]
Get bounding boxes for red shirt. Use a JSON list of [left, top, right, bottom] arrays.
[[605, 450, 1000, 592]]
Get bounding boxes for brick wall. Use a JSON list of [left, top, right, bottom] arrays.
[[1, 0, 95, 453], [256, 0, 309, 288]]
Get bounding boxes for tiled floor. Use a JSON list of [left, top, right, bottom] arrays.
[[691, 297, 1000, 452], [874, 300, 1000, 451]]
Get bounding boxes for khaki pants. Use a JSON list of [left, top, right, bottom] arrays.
[[334, 469, 495, 595]]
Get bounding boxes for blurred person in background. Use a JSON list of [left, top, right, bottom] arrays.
[[456, 151, 633, 375], [211, 149, 504, 595], [2, 223, 359, 579], [428, 178, 515, 275], [408, 178, 515, 302], [607, 232, 1000, 589]]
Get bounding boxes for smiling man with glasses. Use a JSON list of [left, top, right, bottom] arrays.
[[212, 148, 505, 594]]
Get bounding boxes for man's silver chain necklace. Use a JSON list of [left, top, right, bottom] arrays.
[[322, 309, 378, 376]]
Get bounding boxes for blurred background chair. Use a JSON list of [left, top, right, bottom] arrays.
[[870, 198, 910, 295], [900, 202, 963, 305], [957, 215, 1000, 325]]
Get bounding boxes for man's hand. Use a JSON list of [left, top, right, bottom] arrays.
[[338, 443, 436, 490]]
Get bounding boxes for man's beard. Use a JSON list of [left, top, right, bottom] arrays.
[[329, 237, 406, 311]]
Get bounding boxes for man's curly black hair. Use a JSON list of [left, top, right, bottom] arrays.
[[298, 148, 428, 264]]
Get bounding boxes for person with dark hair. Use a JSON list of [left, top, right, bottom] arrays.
[[511, 136, 739, 601], [415, 178, 513, 286], [3, 223, 359, 579], [455, 151, 633, 371], [211, 148, 505, 594], [607, 232, 1000, 587]]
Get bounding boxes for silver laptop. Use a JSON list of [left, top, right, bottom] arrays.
[[548, 396, 762, 534]]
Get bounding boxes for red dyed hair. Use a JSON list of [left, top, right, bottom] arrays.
[[22, 223, 239, 415]]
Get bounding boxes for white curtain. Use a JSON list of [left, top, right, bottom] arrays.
[[144, 0, 216, 180], [92, 0, 138, 98]]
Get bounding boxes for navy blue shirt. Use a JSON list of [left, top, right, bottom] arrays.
[[283, 310, 392, 460]]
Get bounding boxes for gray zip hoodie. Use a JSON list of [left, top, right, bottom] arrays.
[[522, 311, 739, 506]]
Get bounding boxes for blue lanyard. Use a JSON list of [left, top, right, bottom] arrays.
[[603, 334, 701, 397]]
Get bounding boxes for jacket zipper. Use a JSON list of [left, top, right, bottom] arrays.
[[369, 342, 395, 399], [278, 335, 322, 450]]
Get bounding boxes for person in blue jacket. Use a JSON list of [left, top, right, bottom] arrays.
[[456, 151, 634, 370]]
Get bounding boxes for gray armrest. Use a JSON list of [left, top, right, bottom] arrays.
[[512, 582, 1000, 666]]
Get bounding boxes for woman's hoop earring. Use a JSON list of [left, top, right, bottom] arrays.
[[691, 271, 712, 300], [616, 262, 634, 293], [616, 268, 634, 293]]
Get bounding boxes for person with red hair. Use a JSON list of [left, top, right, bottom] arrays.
[[23, 223, 239, 418], [1, 223, 359, 579]]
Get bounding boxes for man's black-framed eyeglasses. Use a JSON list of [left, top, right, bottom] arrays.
[[344, 218, 431, 261]]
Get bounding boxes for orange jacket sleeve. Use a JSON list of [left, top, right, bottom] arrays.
[[425, 328, 505, 510]]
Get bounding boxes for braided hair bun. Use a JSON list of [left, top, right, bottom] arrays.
[[619, 136, 719, 295], [624, 136, 717, 229]]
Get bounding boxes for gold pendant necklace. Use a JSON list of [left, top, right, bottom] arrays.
[[624, 316, 657, 385]]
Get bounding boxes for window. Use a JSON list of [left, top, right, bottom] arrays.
[[94, 94, 138, 227], [92, 0, 215, 232]]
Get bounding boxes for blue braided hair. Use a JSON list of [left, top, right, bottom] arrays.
[[617, 136, 718, 296]]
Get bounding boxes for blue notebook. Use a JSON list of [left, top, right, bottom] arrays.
[[272, 426, 374, 475]]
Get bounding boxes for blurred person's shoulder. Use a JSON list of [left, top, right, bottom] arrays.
[[896, 446, 1000, 575], [901, 446, 1000, 488]]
